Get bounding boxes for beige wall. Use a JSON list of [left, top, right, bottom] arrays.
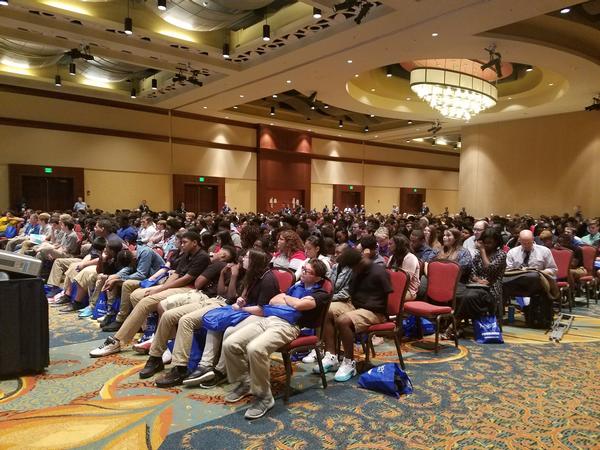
[[427, 189, 459, 215], [172, 144, 256, 180], [460, 111, 600, 217], [365, 187, 399, 214], [84, 169, 172, 212], [311, 183, 334, 211], [225, 179, 257, 213]]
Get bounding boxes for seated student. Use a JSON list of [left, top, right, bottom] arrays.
[[0, 210, 23, 237], [295, 235, 331, 280], [424, 224, 443, 251], [316, 248, 392, 382], [358, 235, 386, 266], [135, 246, 239, 387], [149, 220, 166, 246], [554, 232, 587, 288], [78, 243, 165, 324], [183, 249, 279, 388], [36, 218, 79, 263], [116, 215, 138, 245], [222, 258, 330, 420], [52, 239, 124, 312], [432, 228, 473, 282], [271, 230, 306, 271], [386, 234, 420, 300], [137, 215, 156, 245], [89, 231, 210, 357], [581, 220, 600, 247], [409, 229, 437, 263], [4, 213, 41, 251], [442, 228, 507, 339], [374, 227, 391, 258]]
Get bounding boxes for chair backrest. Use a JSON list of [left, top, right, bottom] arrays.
[[271, 268, 295, 293], [386, 269, 409, 320], [580, 245, 596, 274], [314, 278, 333, 339], [550, 248, 573, 280], [426, 259, 461, 305]]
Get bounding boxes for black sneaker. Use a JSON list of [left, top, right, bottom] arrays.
[[139, 356, 164, 379], [52, 295, 73, 306], [102, 320, 123, 332], [100, 314, 116, 328], [155, 366, 188, 388], [199, 370, 227, 389], [182, 366, 214, 387], [59, 302, 85, 313]]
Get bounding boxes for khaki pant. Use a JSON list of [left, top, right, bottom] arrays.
[[5, 236, 28, 252], [149, 293, 227, 367], [223, 316, 300, 398], [327, 301, 386, 333], [114, 286, 192, 345], [37, 247, 72, 262], [115, 280, 142, 323], [47, 258, 81, 287], [73, 265, 99, 291], [63, 262, 82, 291], [201, 315, 263, 374]]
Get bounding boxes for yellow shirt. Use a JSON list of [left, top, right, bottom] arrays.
[[0, 216, 18, 233]]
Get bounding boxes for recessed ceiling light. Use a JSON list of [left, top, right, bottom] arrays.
[[560, 7, 570, 13], [347, 59, 353, 64], [157, 0, 167, 11], [408, 121, 413, 124], [406, 140, 410, 143], [225, 116, 229, 119], [374, 135, 378, 138], [406, 97, 411, 101], [370, 88, 375, 92], [548, 82, 554, 86], [337, 134, 341, 137], [323, 105, 329, 109], [354, 74, 359, 78], [203, 106, 208, 109], [431, 32, 439, 37], [507, 97, 512, 100], [370, 114, 375, 117], [312, 8, 322, 19], [525, 67, 533, 72], [239, 94, 244, 98], [270, 122, 274, 125], [272, 94, 278, 98], [285, 80, 291, 84], [308, 128, 312, 132], [233, 106, 238, 109]]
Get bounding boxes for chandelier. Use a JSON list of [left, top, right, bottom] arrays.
[[410, 66, 497, 121]]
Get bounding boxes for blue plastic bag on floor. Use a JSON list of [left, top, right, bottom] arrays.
[[141, 312, 159, 341], [402, 316, 435, 337], [167, 329, 207, 371], [358, 363, 413, 398], [93, 292, 108, 319], [474, 315, 504, 344], [203, 306, 250, 331]]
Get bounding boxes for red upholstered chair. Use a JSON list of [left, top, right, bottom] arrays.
[[361, 269, 409, 369], [551, 248, 574, 312], [271, 268, 296, 293], [402, 260, 460, 354], [579, 245, 598, 306], [278, 278, 333, 403]]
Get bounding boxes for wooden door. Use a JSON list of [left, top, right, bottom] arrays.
[[184, 184, 218, 214], [400, 188, 426, 214], [22, 176, 74, 211], [340, 191, 361, 209]]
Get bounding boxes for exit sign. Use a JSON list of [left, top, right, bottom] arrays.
[[349, 185, 354, 190], [44, 167, 53, 174], [198, 177, 205, 182], [413, 188, 417, 193]]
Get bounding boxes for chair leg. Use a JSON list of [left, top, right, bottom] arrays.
[[369, 337, 376, 358], [393, 334, 405, 370], [364, 334, 371, 366], [434, 316, 440, 354], [314, 344, 327, 390], [282, 352, 292, 403], [452, 315, 459, 349]]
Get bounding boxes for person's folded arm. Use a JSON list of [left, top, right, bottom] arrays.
[[283, 295, 316, 311]]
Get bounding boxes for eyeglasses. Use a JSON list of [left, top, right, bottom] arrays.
[[301, 267, 315, 275]]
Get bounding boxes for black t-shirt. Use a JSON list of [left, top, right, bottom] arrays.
[[198, 260, 226, 297], [246, 271, 280, 307], [350, 263, 392, 314], [293, 283, 331, 328], [175, 249, 210, 279]]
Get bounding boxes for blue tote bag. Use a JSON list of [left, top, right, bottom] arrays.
[[202, 306, 250, 331], [473, 315, 504, 344], [358, 363, 413, 398]]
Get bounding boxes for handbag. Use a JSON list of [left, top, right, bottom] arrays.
[[202, 306, 250, 331], [473, 315, 504, 344], [358, 363, 413, 398], [262, 304, 301, 324]]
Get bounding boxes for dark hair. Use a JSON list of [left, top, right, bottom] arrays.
[[91, 236, 107, 252], [360, 235, 377, 251], [219, 245, 238, 263], [97, 219, 113, 233], [243, 249, 271, 291], [116, 249, 135, 269], [182, 231, 201, 245], [336, 247, 362, 269], [306, 258, 328, 279], [216, 230, 234, 247], [241, 224, 261, 250], [390, 234, 410, 267], [107, 240, 124, 255], [304, 235, 323, 255], [410, 229, 425, 241], [480, 227, 503, 250]]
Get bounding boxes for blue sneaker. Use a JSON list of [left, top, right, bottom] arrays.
[[333, 358, 357, 382], [78, 306, 93, 318]]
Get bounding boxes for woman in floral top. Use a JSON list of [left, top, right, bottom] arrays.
[[442, 227, 506, 339]]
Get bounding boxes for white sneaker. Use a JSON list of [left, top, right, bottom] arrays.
[[312, 352, 339, 374], [302, 349, 317, 364], [162, 348, 172, 365], [372, 336, 384, 346], [334, 358, 357, 382], [89, 337, 121, 358]]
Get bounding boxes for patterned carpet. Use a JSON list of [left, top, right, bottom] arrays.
[[0, 298, 599, 449]]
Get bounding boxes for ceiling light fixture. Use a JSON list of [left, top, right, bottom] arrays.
[[151, 79, 158, 90], [272, 94, 278, 98], [130, 88, 137, 99], [269, 106, 275, 116], [263, 24, 271, 41], [124, 17, 133, 35], [410, 60, 497, 121], [157, 0, 166, 11], [233, 106, 238, 109], [431, 32, 439, 37], [286, 80, 291, 84], [0, 0, 8, 6], [386, 66, 393, 78], [222, 43, 230, 59], [407, 120, 413, 124], [323, 105, 329, 109], [347, 59, 353, 64], [363, 125, 369, 132], [69, 62, 76, 75], [239, 94, 244, 98], [338, 120, 343, 128], [525, 65, 533, 72], [369, 114, 375, 117], [54, 74, 61, 87], [560, 7, 570, 13], [313, 7, 322, 19]]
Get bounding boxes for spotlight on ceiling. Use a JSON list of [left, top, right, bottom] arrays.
[[525, 65, 533, 72], [584, 95, 600, 112], [310, 104, 316, 110], [269, 106, 275, 116], [338, 120, 343, 128], [124, 17, 133, 35], [427, 120, 442, 134], [69, 63, 76, 75], [0, 0, 8, 6], [263, 24, 271, 41], [560, 7, 570, 13], [54, 75, 61, 87], [151, 78, 158, 90], [313, 7, 322, 19], [157, 0, 166, 11], [480, 44, 502, 78], [386, 66, 393, 78], [363, 125, 369, 132], [222, 43, 230, 59], [130, 88, 137, 99], [66, 47, 94, 61]]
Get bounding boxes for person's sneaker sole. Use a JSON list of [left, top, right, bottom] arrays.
[[334, 369, 357, 382], [199, 375, 227, 389], [312, 362, 338, 374], [244, 397, 275, 420], [225, 389, 251, 403], [182, 370, 215, 387], [89, 347, 120, 358]]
